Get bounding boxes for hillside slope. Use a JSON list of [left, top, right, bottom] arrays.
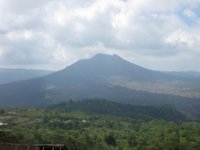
[[0, 54, 199, 119]]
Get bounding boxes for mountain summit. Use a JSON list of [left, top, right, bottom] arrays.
[[50, 53, 164, 82], [0, 53, 199, 119]]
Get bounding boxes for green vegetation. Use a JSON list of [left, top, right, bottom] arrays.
[[50, 100, 186, 121], [0, 100, 199, 150]]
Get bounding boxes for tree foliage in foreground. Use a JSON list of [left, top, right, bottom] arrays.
[[0, 100, 199, 150]]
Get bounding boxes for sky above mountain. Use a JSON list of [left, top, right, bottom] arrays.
[[0, 0, 200, 71]]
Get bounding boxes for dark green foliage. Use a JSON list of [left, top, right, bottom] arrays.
[[0, 108, 5, 115], [0, 107, 199, 150], [50, 99, 187, 121], [104, 133, 116, 146]]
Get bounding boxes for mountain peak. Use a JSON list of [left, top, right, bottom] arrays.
[[92, 53, 121, 60], [59, 53, 153, 81], [93, 53, 119, 57]]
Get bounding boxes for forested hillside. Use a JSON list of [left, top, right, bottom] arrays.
[[50, 99, 186, 121], [0, 105, 199, 150]]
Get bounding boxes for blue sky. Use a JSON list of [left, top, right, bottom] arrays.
[[177, 3, 200, 27], [0, 0, 200, 71]]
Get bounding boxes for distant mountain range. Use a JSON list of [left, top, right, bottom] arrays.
[[0, 54, 199, 120], [0, 69, 53, 84]]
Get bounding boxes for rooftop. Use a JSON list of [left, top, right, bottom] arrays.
[[0, 143, 68, 150]]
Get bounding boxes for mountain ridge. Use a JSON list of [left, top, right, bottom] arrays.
[[0, 53, 199, 119], [0, 68, 53, 85]]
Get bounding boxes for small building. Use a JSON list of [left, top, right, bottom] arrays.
[[64, 120, 72, 124], [0, 143, 68, 150], [7, 111, 17, 116], [0, 122, 8, 126], [82, 120, 87, 123]]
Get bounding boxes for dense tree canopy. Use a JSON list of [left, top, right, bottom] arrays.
[[0, 100, 199, 150]]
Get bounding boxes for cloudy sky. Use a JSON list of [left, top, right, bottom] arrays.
[[0, 0, 200, 71]]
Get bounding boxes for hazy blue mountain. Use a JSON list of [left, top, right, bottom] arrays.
[[52, 54, 177, 82], [0, 54, 199, 119], [0, 69, 53, 84], [165, 71, 200, 81]]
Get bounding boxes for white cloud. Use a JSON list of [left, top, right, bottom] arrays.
[[165, 30, 195, 47], [0, 0, 200, 71], [5, 30, 33, 41], [183, 9, 196, 18]]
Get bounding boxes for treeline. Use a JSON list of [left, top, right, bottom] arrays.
[[50, 99, 186, 121], [0, 108, 199, 150], [0, 100, 198, 150]]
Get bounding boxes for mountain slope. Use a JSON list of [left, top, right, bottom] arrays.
[[0, 54, 199, 119], [46, 54, 200, 98], [48, 54, 178, 82]]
